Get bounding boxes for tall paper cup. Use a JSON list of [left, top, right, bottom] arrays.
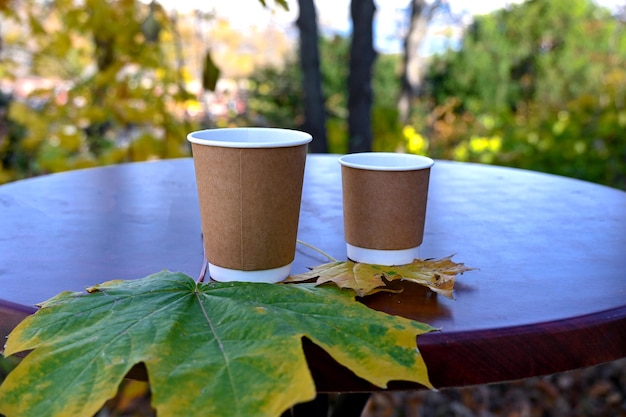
[[339, 152, 434, 266], [188, 128, 312, 282]]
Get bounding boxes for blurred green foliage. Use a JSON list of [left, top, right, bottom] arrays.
[[244, 0, 625, 190], [245, 60, 305, 130], [0, 0, 198, 184], [422, 0, 626, 189], [245, 35, 403, 154]]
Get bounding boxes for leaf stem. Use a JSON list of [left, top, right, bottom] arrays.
[[296, 239, 338, 262]]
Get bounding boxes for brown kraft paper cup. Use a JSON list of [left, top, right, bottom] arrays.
[[188, 128, 311, 282], [339, 152, 434, 265]]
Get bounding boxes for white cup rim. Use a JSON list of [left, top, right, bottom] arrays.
[[187, 127, 312, 148], [338, 152, 434, 171]]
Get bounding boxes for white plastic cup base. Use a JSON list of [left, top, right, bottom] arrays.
[[346, 244, 420, 266], [208, 262, 292, 283]]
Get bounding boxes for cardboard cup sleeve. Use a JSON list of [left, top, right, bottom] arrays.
[[341, 166, 431, 250]]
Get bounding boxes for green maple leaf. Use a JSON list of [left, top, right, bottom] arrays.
[[0, 271, 435, 417]]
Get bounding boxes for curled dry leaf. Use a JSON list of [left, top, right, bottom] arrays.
[[285, 261, 388, 297], [287, 255, 475, 298]]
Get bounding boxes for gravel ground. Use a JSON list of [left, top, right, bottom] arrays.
[[362, 358, 626, 417]]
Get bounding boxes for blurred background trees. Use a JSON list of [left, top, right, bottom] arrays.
[[422, 0, 626, 188], [1, 0, 625, 190], [0, 0, 197, 181]]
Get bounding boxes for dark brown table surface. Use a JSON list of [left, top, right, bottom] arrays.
[[1, 155, 625, 391]]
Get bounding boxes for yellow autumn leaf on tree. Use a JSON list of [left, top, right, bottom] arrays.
[[287, 255, 475, 298]]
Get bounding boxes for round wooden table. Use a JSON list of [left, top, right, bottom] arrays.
[[1, 155, 625, 391]]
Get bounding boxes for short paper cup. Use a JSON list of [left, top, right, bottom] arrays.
[[338, 152, 434, 266], [188, 128, 312, 282]]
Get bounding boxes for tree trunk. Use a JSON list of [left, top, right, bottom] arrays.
[[348, 0, 377, 153], [296, 0, 328, 153], [398, 0, 441, 124]]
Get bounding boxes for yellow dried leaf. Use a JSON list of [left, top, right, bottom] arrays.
[[286, 261, 388, 296], [287, 255, 475, 298], [385, 256, 474, 298]]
